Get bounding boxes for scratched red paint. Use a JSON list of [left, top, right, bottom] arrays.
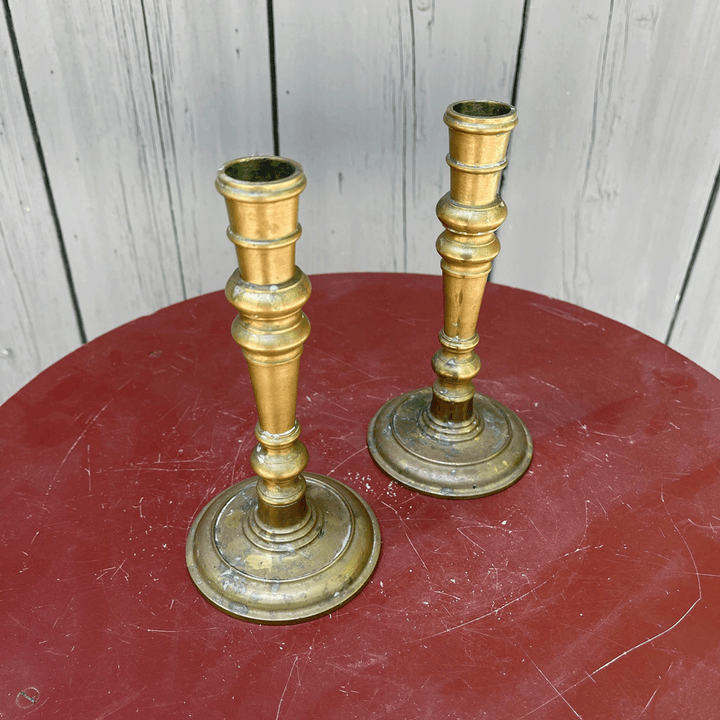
[[1, 274, 719, 719]]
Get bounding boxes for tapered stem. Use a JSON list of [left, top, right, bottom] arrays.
[[429, 101, 518, 425], [216, 157, 311, 529]]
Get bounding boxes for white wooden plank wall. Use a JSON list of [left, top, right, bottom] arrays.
[[1, 15, 82, 396], [496, 0, 720, 344], [670, 178, 720, 371], [275, 0, 525, 275], [1, 0, 719, 403], [13, 0, 187, 340]]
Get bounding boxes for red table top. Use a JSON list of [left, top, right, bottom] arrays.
[[2, 273, 720, 719]]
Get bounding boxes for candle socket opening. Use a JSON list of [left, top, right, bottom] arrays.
[[452, 100, 513, 118], [225, 157, 297, 183]]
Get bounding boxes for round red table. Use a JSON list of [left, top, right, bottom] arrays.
[[2, 273, 720, 719]]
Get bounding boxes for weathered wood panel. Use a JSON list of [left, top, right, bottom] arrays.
[[4, 0, 720, 401], [0, 16, 81, 403], [669, 176, 720, 379], [496, 0, 720, 345], [9, 0, 272, 342], [274, 0, 525, 276], [140, 0, 274, 296], [11, 0, 185, 340]]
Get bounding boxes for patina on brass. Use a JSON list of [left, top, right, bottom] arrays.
[[186, 156, 380, 623], [368, 101, 533, 498]]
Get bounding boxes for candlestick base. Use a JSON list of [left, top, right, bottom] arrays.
[[186, 472, 381, 624], [368, 388, 532, 498]]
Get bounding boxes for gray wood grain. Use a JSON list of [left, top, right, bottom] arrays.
[[10, 0, 272, 343], [3, 0, 720, 400], [11, 0, 185, 340], [0, 15, 81, 403], [669, 172, 720, 379], [274, 0, 525, 276], [495, 0, 720, 345], [141, 0, 274, 298]]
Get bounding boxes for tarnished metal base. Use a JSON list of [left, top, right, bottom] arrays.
[[186, 473, 381, 624], [368, 388, 532, 498]]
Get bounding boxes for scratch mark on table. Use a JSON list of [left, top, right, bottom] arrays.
[[162, 390, 203, 443], [50, 595, 77, 636], [578, 447, 606, 465], [343, 375, 399, 391], [524, 651, 583, 719], [7, 613, 33, 634], [313, 391, 349, 414], [457, 528, 485, 553], [455, 519, 512, 534], [554, 620, 627, 649], [518, 495, 702, 718], [640, 685, 660, 716], [338, 685, 360, 695], [309, 345, 376, 378], [674, 404, 720, 412], [275, 655, 299, 720], [638, 661, 673, 717], [579, 491, 701, 680], [686, 517, 718, 534], [328, 445, 368, 475], [589, 429, 626, 439], [86, 443, 92, 493], [47, 396, 116, 494], [415, 577, 552, 644], [528, 302, 599, 327], [95, 686, 147, 719], [380, 500, 428, 570], [96, 559, 129, 582], [527, 375, 564, 393], [526, 516, 547, 543], [404, 532, 427, 570]]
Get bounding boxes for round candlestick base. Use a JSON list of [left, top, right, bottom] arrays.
[[186, 473, 381, 624], [368, 388, 532, 498]]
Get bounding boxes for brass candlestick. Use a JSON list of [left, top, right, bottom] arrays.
[[368, 101, 533, 498], [187, 156, 380, 623]]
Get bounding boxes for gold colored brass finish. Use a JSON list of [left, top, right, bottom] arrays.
[[368, 101, 533, 498], [187, 157, 380, 623]]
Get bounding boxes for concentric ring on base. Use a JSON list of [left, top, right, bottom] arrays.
[[186, 473, 381, 624], [367, 387, 532, 498]]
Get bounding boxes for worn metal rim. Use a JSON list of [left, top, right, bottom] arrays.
[[186, 473, 381, 624], [368, 388, 533, 498]]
